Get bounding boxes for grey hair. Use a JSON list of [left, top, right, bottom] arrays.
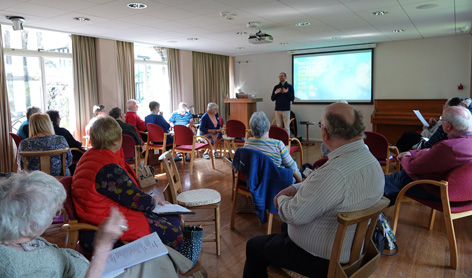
[[249, 111, 270, 138], [126, 99, 137, 109], [178, 102, 188, 110], [207, 102, 219, 112], [325, 109, 365, 140], [443, 106, 472, 131], [0, 171, 66, 243]]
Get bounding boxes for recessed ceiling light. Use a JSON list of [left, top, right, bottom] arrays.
[[73, 17, 90, 22], [127, 3, 147, 9], [236, 31, 247, 35], [371, 11, 388, 16], [330, 36, 341, 40], [187, 37, 198, 41], [280, 42, 289, 45], [247, 22, 259, 28], [237, 47, 245, 50], [392, 29, 405, 33], [295, 22, 310, 27], [167, 40, 178, 43], [417, 4, 439, 9]]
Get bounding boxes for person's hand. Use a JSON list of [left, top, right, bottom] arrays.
[[281, 87, 288, 94], [428, 118, 437, 126], [273, 185, 297, 209], [151, 194, 166, 206], [94, 207, 126, 248], [275, 88, 281, 94], [397, 151, 411, 160]]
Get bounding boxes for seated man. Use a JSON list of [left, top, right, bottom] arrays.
[[145, 101, 173, 144], [243, 103, 384, 278], [109, 107, 142, 146], [385, 106, 472, 204], [17, 106, 41, 139], [168, 102, 195, 128], [125, 99, 146, 133]]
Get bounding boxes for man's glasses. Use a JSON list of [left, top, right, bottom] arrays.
[[318, 121, 325, 128]]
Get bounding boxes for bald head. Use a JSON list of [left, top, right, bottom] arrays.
[[322, 103, 365, 140], [442, 106, 472, 133]]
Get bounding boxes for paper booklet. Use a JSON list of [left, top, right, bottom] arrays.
[[413, 110, 429, 127], [102, 232, 168, 277], [152, 203, 195, 215]]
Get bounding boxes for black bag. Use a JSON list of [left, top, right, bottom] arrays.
[[180, 226, 204, 268], [372, 213, 398, 256]]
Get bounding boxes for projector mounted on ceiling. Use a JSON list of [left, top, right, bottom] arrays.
[[248, 31, 273, 44]]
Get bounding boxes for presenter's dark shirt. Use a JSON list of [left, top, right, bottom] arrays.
[[271, 82, 294, 111]]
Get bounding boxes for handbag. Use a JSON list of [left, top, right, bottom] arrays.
[[180, 226, 204, 269], [372, 212, 398, 256], [136, 165, 156, 188]]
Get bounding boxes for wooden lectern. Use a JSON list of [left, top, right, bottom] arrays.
[[224, 98, 263, 127]]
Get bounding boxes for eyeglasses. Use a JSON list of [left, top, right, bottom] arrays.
[[318, 121, 325, 128]]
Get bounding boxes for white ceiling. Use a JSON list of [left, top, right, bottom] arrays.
[[0, 0, 470, 56]]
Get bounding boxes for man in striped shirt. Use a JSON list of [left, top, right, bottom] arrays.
[[243, 103, 384, 278]]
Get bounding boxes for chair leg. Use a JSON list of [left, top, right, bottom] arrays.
[[428, 209, 436, 230], [266, 212, 274, 235], [230, 189, 238, 229], [144, 147, 150, 166], [189, 152, 194, 175], [443, 211, 458, 269], [392, 197, 403, 234], [215, 205, 221, 256]]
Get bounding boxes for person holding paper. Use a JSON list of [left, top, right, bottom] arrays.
[[72, 116, 183, 254]]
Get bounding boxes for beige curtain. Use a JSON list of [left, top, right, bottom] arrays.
[[192, 52, 229, 117], [168, 48, 182, 111], [72, 35, 98, 141], [117, 41, 135, 106], [0, 25, 13, 172]]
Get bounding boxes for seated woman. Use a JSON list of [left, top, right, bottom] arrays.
[[245, 111, 302, 179], [199, 102, 223, 159], [17, 113, 72, 177], [85, 104, 106, 135], [72, 116, 183, 253], [0, 171, 196, 278], [145, 101, 173, 144], [46, 110, 86, 174]]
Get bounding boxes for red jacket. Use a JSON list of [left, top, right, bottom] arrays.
[[126, 111, 146, 132], [72, 148, 151, 242]]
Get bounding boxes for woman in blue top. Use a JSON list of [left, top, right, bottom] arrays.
[[199, 102, 223, 159], [145, 101, 173, 144]]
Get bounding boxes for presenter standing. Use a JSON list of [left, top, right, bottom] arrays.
[[271, 72, 294, 136]]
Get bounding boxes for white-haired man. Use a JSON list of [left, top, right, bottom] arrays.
[[125, 99, 146, 133]]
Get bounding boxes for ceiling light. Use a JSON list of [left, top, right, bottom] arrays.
[[280, 42, 289, 45], [417, 4, 439, 9], [237, 47, 245, 50], [167, 40, 178, 43], [187, 37, 198, 41], [127, 3, 147, 9], [392, 29, 405, 33], [330, 36, 341, 40], [247, 22, 259, 28], [6, 16, 25, 31], [73, 17, 90, 22], [295, 22, 310, 27], [371, 11, 388, 16], [236, 31, 247, 35]]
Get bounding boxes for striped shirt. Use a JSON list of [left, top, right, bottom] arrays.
[[169, 111, 193, 126], [277, 140, 384, 263], [244, 137, 302, 179]]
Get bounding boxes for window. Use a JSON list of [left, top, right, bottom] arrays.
[[134, 44, 171, 120], [2, 27, 74, 133]]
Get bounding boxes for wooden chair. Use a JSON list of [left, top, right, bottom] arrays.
[[60, 176, 99, 251], [20, 148, 70, 179], [122, 134, 139, 171], [269, 125, 304, 166], [222, 119, 249, 161], [9, 132, 23, 172], [392, 162, 472, 269], [231, 148, 301, 235], [312, 157, 328, 170], [363, 131, 400, 174], [172, 125, 215, 176], [269, 197, 390, 278], [159, 150, 221, 255], [144, 123, 173, 170]]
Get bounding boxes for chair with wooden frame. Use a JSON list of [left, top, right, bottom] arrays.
[[363, 131, 400, 175], [269, 125, 304, 166], [231, 148, 302, 235], [392, 162, 472, 269], [121, 134, 140, 171], [269, 197, 390, 278], [144, 123, 173, 170], [19, 148, 70, 179], [172, 124, 215, 176], [222, 119, 249, 161], [271, 117, 296, 136], [159, 150, 221, 255], [9, 132, 23, 172]]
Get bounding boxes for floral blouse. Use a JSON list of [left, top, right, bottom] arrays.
[[18, 135, 72, 176]]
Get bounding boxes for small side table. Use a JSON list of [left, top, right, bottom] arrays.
[[299, 121, 316, 146]]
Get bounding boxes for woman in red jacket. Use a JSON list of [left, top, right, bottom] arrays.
[[72, 116, 182, 253]]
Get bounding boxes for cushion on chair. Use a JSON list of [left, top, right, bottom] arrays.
[[175, 143, 208, 151], [289, 146, 299, 153], [177, 189, 221, 207]]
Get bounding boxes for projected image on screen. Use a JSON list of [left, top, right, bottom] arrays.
[[293, 49, 373, 104]]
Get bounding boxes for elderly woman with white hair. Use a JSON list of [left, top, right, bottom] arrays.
[[199, 102, 223, 159], [245, 111, 302, 178], [0, 171, 127, 277]]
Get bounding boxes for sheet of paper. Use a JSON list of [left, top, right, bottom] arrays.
[[152, 203, 195, 215], [103, 232, 168, 277], [413, 110, 429, 127]]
